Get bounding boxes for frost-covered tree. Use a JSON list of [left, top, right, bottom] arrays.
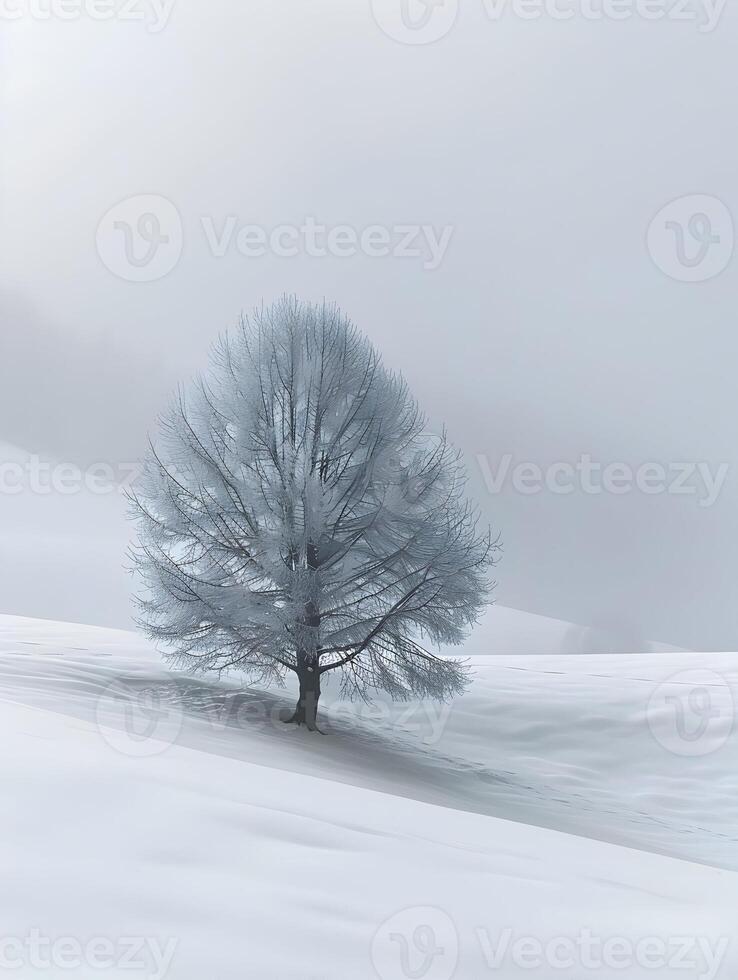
[[130, 298, 497, 731]]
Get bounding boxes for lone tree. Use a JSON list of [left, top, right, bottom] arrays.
[[130, 298, 497, 731]]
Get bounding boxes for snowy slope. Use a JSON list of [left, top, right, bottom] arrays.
[[433, 603, 683, 656], [0, 615, 736, 978]]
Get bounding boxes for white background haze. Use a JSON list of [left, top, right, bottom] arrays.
[[1, 1, 737, 649]]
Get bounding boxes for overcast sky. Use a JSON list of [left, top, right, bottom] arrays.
[[1, 1, 737, 649]]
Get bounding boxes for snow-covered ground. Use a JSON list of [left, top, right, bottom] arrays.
[[0, 614, 735, 978]]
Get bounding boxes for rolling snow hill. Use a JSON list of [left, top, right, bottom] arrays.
[[0, 614, 735, 978]]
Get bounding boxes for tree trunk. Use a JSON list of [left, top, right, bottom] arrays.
[[285, 546, 322, 730], [284, 666, 321, 731]]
